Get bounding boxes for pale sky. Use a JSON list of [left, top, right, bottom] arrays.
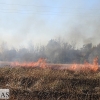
[[0, 0, 100, 48]]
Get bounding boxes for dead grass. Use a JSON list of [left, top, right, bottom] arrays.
[[0, 66, 100, 100]]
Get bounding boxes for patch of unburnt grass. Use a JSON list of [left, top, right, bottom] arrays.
[[0, 67, 100, 100]]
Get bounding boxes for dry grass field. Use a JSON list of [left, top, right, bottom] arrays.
[[0, 66, 100, 100]]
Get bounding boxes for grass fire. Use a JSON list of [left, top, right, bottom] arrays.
[[9, 56, 99, 72], [0, 56, 100, 100], [1, 0, 100, 99], [0, 39, 100, 100]]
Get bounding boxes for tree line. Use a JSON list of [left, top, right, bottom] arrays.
[[0, 39, 100, 64]]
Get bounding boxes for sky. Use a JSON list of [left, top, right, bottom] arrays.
[[0, 0, 100, 48]]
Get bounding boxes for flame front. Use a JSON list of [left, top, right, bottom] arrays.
[[10, 57, 99, 71], [11, 58, 46, 68], [70, 57, 99, 71]]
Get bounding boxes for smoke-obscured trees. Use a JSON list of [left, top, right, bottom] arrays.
[[0, 39, 100, 64]]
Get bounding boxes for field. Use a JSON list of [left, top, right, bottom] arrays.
[[0, 66, 100, 100]]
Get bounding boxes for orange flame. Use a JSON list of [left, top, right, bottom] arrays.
[[11, 58, 46, 68], [69, 57, 99, 71], [10, 57, 99, 72]]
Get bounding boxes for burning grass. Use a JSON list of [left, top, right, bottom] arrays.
[[9, 57, 99, 73], [0, 66, 100, 100]]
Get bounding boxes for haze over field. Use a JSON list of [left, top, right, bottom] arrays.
[[0, 0, 100, 48]]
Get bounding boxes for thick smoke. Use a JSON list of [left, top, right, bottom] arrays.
[[0, 39, 100, 65], [64, 12, 100, 48], [1, 0, 100, 48], [0, 0, 100, 64]]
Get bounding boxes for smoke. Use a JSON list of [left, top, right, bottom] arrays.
[[0, 0, 100, 64], [0, 0, 100, 48], [63, 13, 100, 48]]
